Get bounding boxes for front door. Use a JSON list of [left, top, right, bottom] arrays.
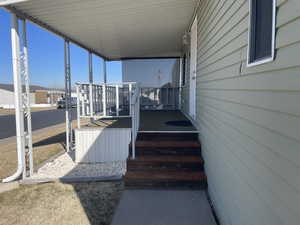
[[189, 17, 197, 119]]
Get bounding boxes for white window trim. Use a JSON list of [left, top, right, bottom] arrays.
[[247, 0, 277, 67]]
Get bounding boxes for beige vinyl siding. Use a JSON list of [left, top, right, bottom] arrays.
[[181, 0, 300, 224]]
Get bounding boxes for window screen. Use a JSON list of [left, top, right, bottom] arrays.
[[249, 0, 275, 64]]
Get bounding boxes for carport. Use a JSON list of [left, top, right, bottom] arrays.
[[0, 0, 199, 181]]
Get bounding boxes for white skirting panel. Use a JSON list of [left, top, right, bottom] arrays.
[[75, 128, 131, 163]]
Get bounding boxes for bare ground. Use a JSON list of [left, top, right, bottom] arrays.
[[0, 123, 69, 180], [0, 181, 124, 225]]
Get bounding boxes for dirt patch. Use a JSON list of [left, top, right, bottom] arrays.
[[0, 107, 57, 115], [0, 181, 124, 225]]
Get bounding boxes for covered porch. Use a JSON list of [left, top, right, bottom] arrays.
[[0, 0, 209, 223], [1, 0, 199, 181]]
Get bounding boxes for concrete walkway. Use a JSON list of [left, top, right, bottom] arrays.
[[111, 190, 217, 225]]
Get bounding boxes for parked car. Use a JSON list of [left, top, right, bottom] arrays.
[[57, 98, 76, 109]]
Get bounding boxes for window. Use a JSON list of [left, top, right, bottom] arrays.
[[247, 0, 276, 67]]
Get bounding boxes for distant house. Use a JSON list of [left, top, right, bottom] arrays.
[[0, 83, 65, 108], [122, 58, 180, 88]]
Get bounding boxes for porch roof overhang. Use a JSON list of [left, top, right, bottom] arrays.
[[1, 0, 199, 61]]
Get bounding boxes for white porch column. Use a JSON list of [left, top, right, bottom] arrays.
[[76, 85, 81, 129], [129, 83, 132, 116], [116, 84, 119, 116], [3, 14, 25, 182], [88, 52, 94, 118], [64, 40, 72, 152], [103, 59, 107, 83], [102, 59, 107, 116], [179, 57, 183, 110], [22, 19, 33, 177]]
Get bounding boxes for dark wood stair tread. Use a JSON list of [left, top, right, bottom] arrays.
[[135, 140, 201, 148], [137, 133, 199, 141], [125, 171, 206, 181], [128, 156, 203, 163]]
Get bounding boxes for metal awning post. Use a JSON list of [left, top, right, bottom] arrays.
[[88, 52, 94, 120], [76, 85, 81, 129], [64, 40, 72, 152], [179, 57, 183, 110], [102, 59, 107, 116], [21, 19, 33, 177], [129, 83, 132, 116], [116, 84, 119, 116], [3, 14, 25, 182]]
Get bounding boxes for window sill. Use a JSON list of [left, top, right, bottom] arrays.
[[247, 56, 274, 68]]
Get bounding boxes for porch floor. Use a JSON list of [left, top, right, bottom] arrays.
[[139, 110, 196, 132], [83, 110, 197, 132]]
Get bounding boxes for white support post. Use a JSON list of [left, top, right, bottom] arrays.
[[116, 84, 119, 116], [64, 40, 72, 152], [129, 83, 132, 116], [102, 60, 107, 116], [131, 107, 135, 159], [103, 59, 107, 83], [102, 84, 107, 116], [3, 14, 25, 182], [88, 52, 94, 118], [179, 57, 183, 109], [76, 85, 81, 129], [21, 19, 33, 177]]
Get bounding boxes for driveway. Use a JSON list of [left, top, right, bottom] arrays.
[[0, 109, 76, 139], [111, 190, 217, 225]]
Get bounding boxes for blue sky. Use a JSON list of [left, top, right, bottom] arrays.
[[0, 9, 122, 88]]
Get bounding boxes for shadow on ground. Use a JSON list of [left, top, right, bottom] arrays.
[[33, 132, 66, 148]]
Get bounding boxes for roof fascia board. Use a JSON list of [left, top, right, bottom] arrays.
[[0, 0, 29, 6], [3, 5, 110, 60], [118, 56, 181, 61]]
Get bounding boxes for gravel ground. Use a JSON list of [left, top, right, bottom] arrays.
[[31, 151, 126, 179]]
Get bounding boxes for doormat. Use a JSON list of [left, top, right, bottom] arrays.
[[165, 120, 193, 127]]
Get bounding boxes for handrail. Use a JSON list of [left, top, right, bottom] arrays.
[[76, 82, 137, 120], [75, 82, 137, 86], [130, 84, 140, 159]]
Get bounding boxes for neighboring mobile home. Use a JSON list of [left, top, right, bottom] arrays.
[[1, 0, 300, 225]]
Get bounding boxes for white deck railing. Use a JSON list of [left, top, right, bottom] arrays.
[[76, 82, 137, 121], [130, 84, 140, 159], [76, 82, 140, 159], [140, 87, 180, 110]]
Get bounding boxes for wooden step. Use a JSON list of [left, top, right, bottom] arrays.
[[127, 156, 204, 172], [124, 171, 207, 189], [131, 140, 201, 156], [137, 133, 199, 141], [135, 140, 201, 148], [132, 147, 201, 156]]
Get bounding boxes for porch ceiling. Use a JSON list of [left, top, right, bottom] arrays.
[[3, 0, 198, 60]]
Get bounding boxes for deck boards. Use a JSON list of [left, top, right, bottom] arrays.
[[82, 110, 197, 132]]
